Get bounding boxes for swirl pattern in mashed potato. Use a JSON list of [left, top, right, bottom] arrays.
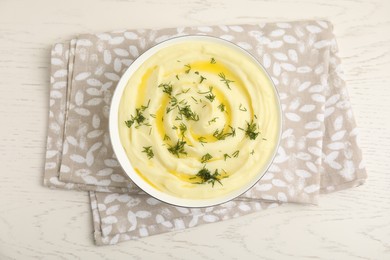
[[118, 39, 280, 199]]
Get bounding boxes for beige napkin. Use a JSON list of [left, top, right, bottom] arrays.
[[44, 21, 366, 245]]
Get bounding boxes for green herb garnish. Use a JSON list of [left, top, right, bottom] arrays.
[[205, 93, 215, 102], [200, 75, 207, 84], [158, 83, 173, 96], [239, 104, 247, 112], [184, 64, 191, 74], [223, 153, 231, 161], [198, 86, 215, 102], [198, 137, 207, 145], [167, 139, 187, 157], [201, 153, 213, 163], [195, 167, 222, 187], [210, 57, 216, 64], [208, 117, 218, 125], [124, 100, 151, 128], [213, 125, 236, 140], [218, 72, 234, 89], [178, 105, 199, 121], [232, 150, 239, 158], [163, 134, 171, 141], [218, 103, 225, 112], [239, 120, 260, 140], [179, 123, 187, 136], [142, 146, 154, 159]]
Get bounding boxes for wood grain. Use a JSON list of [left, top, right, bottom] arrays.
[[0, 0, 389, 259]]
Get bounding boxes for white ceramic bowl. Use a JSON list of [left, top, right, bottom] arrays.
[[109, 35, 282, 208]]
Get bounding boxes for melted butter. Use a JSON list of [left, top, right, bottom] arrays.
[[191, 61, 254, 117], [155, 95, 169, 139], [135, 67, 156, 107]]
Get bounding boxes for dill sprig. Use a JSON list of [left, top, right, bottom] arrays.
[[166, 96, 186, 114], [232, 150, 239, 158], [223, 153, 231, 161], [201, 153, 213, 163], [239, 120, 260, 140], [213, 125, 236, 140], [184, 64, 191, 74], [158, 83, 173, 96], [194, 166, 222, 187], [218, 72, 234, 89], [218, 103, 225, 112], [178, 105, 200, 121], [198, 86, 215, 102], [208, 117, 218, 125], [210, 57, 216, 64], [142, 146, 154, 159], [163, 134, 171, 141], [239, 104, 247, 112], [200, 75, 207, 84], [179, 123, 187, 136], [167, 138, 187, 158], [198, 137, 207, 145], [205, 93, 215, 102], [124, 100, 150, 128]]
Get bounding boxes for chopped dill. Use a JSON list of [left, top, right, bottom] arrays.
[[208, 117, 218, 125], [213, 125, 236, 140], [194, 166, 222, 187], [158, 83, 173, 96], [239, 104, 247, 112], [178, 105, 199, 121], [200, 75, 207, 84], [201, 153, 212, 163], [167, 139, 187, 157], [179, 123, 187, 136], [124, 100, 150, 128], [239, 120, 260, 140], [218, 72, 234, 89], [218, 103, 225, 112], [198, 86, 215, 102], [184, 64, 191, 74], [198, 137, 207, 145], [181, 88, 190, 94], [142, 146, 154, 159]]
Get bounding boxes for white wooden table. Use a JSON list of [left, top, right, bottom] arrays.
[[1, 0, 389, 259]]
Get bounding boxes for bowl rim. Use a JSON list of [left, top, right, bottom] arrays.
[[109, 35, 282, 208]]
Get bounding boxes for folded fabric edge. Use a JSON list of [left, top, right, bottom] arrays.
[[89, 191, 281, 246]]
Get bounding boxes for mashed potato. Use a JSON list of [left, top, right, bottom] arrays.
[[118, 39, 280, 199]]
